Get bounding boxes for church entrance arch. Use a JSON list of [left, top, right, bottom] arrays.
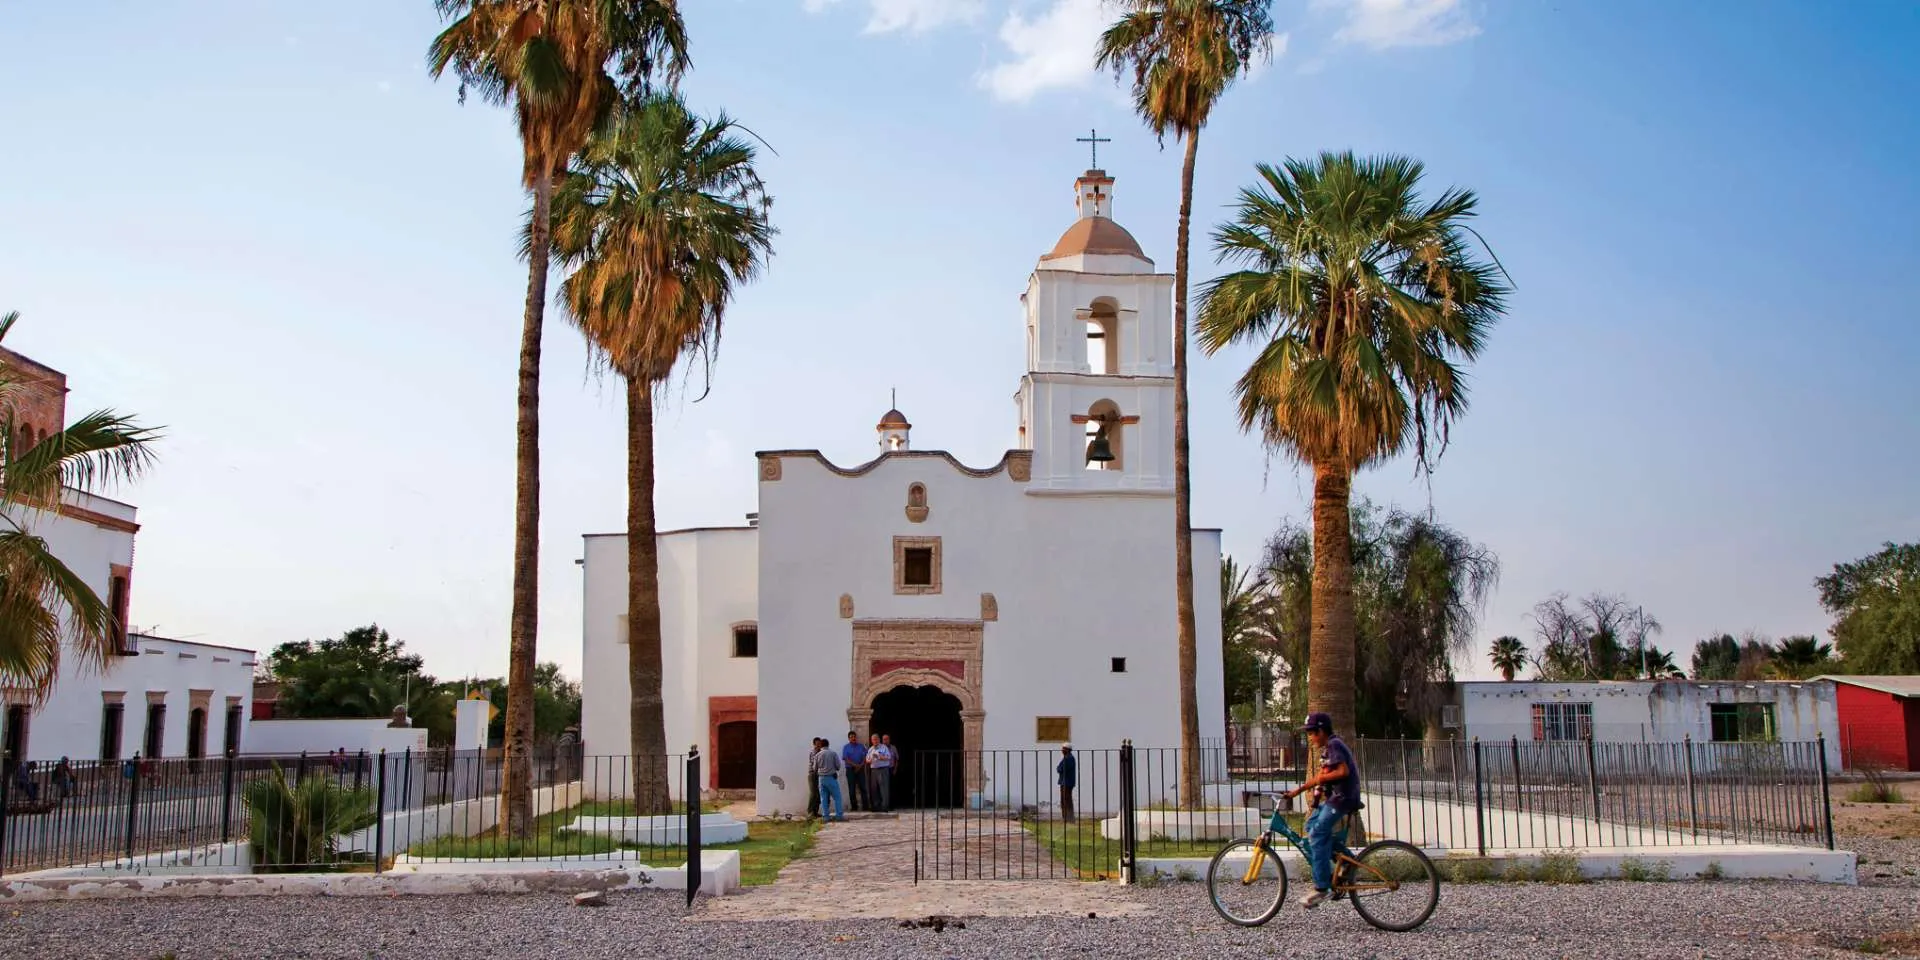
[[847, 620, 986, 804], [870, 685, 963, 808]]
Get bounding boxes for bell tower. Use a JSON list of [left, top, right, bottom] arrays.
[[1012, 165, 1175, 495]]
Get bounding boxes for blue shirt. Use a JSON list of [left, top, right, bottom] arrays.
[[1056, 753, 1077, 788], [841, 742, 867, 767], [1318, 737, 1361, 813]]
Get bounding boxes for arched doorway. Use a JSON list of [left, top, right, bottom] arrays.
[[870, 684, 963, 808]]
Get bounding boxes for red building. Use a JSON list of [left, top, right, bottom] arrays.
[[1822, 676, 1920, 771]]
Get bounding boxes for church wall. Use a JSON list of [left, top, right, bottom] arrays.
[[579, 527, 757, 796], [754, 452, 1227, 815]]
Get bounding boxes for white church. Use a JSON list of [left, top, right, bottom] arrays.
[[579, 166, 1227, 815]]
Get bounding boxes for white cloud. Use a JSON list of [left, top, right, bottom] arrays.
[[803, 0, 986, 35], [1326, 0, 1480, 50], [977, 0, 1108, 103]]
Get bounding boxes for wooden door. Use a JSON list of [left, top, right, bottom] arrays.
[[716, 721, 756, 789]]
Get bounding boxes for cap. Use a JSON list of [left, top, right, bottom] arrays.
[[1301, 712, 1334, 733]]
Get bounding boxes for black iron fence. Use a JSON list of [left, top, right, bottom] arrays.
[[913, 736, 1835, 882], [0, 746, 714, 892]]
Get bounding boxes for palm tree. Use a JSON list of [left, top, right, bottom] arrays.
[[0, 311, 160, 698], [1096, 0, 1274, 808], [1488, 636, 1527, 682], [1770, 635, 1833, 680], [427, 0, 687, 836], [1197, 153, 1510, 736], [547, 93, 773, 811], [1219, 556, 1273, 710]]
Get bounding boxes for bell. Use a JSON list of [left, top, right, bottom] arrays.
[[1085, 423, 1115, 463]]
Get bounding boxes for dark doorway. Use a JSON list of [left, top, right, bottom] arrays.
[[869, 684, 963, 808], [716, 720, 756, 789], [186, 708, 208, 761]]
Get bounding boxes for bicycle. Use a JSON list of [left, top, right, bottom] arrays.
[[1205, 793, 1440, 932]]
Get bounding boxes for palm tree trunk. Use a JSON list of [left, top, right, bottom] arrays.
[[1172, 129, 1202, 807], [626, 375, 671, 813], [500, 166, 551, 839], [1308, 459, 1357, 737]]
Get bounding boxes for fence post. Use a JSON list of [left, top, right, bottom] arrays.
[[1509, 736, 1524, 813], [353, 750, 366, 791], [124, 758, 142, 863], [1118, 739, 1137, 884], [686, 746, 702, 907], [1584, 735, 1601, 822], [1471, 738, 1486, 858], [220, 750, 237, 844], [296, 751, 308, 786], [0, 756, 12, 876], [373, 750, 388, 873], [1682, 736, 1699, 839], [1816, 735, 1835, 851]]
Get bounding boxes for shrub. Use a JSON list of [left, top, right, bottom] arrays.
[[1443, 857, 1496, 883], [1617, 857, 1671, 882], [1174, 865, 1199, 882], [1507, 850, 1585, 884], [1847, 768, 1904, 804], [244, 766, 380, 873], [1699, 860, 1726, 881]]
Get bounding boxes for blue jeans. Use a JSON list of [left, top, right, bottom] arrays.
[[1305, 803, 1343, 892], [818, 775, 844, 819]]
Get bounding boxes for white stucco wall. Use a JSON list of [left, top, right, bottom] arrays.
[[4, 496, 257, 764], [579, 526, 757, 790], [1457, 680, 1842, 767], [243, 718, 429, 757]]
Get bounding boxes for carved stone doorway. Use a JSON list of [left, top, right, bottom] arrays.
[[847, 619, 984, 800]]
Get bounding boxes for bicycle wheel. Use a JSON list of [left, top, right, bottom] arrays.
[[1206, 838, 1287, 927], [1345, 839, 1439, 932]]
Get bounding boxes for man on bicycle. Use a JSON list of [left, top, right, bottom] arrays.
[[1282, 711, 1360, 909]]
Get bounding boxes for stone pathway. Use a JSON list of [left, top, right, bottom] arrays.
[[696, 813, 1148, 921]]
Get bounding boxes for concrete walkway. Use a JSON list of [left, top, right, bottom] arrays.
[[695, 814, 1147, 921]]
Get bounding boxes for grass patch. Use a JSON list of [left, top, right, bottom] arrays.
[[735, 819, 818, 887], [1018, 819, 1225, 880], [1699, 860, 1726, 881], [1505, 850, 1586, 883], [1441, 856, 1497, 884], [1616, 857, 1671, 882], [1847, 782, 1905, 804], [405, 799, 719, 860]]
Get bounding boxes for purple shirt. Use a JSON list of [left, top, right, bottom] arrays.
[[1317, 737, 1361, 813]]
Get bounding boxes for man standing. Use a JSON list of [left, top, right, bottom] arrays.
[[1056, 744, 1077, 822], [812, 737, 846, 821], [1283, 712, 1362, 909], [806, 739, 822, 819], [841, 731, 869, 813], [867, 733, 893, 812]]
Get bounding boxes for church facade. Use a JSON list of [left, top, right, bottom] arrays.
[[578, 168, 1227, 814]]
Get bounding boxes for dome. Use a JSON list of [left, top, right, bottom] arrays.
[[1041, 216, 1148, 262], [877, 408, 911, 430]]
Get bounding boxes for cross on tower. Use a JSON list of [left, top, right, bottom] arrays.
[[1075, 128, 1112, 169]]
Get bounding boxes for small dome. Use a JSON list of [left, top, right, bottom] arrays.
[[1041, 216, 1149, 262], [877, 408, 911, 430]]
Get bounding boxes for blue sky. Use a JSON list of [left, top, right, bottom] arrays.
[[2, 0, 1915, 683]]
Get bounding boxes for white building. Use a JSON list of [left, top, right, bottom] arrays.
[[1445, 679, 1842, 768], [1, 347, 256, 765], [580, 167, 1228, 814]]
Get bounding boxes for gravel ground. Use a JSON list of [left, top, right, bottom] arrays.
[[1, 877, 1916, 960]]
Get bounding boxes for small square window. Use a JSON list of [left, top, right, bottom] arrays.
[[1035, 716, 1071, 743], [732, 625, 758, 658], [1110, 657, 1127, 673], [893, 537, 942, 595], [903, 549, 933, 586]]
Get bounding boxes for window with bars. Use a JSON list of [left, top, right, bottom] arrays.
[[1709, 703, 1776, 742], [1530, 701, 1593, 741]]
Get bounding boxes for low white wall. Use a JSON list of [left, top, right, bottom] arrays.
[[243, 719, 429, 757], [342, 781, 584, 855], [1139, 843, 1857, 885], [568, 812, 749, 845]]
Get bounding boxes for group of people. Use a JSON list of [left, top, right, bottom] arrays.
[[5, 756, 76, 804], [806, 731, 896, 820]]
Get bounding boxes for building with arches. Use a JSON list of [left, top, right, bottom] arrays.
[[578, 167, 1227, 813]]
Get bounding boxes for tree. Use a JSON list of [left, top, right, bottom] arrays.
[[0, 311, 160, 699], [428, 0, 688, 836], [1097, 0, 1275, 807], [1254, 501, 1498, 736], [1690, 633, 1740, 680], [483, 662, 583, 743], [1770, 635, 1834, 680], [265, 624, 457, 744], [1816, 542, 1920, 674], [1220, 556, 1273, 710], [1488, 636, 1527, 682], [1529, 593, 1661, 681], [1197, 154, 1510, 739], [1256, 519, 1313, 722], [547, 92, 772, 810]]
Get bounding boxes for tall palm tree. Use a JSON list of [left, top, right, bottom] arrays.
[[547, 94, 772, 811], [1096, 0, 1274, 807], [1488, 636, 1526, 681], [1197, 153, 1510, 736], [427, 0, 687, 836], [1770, 635, 1833, 680], [0, 311, 160, 698]]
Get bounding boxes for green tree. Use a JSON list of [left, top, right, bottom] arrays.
[[0, 312, 160, 698], [1256, 519, 1313, 722], [1770, 635, 1834, 680], [1816, 542, 1920, 674], [482, 662, 583, 743], [243, 766, 379, 872], [1530, 594, 1661, 681], [265, 625, 455, 743], [1197, 154, 1510, 737], [547, 92, 772, 811], [1254, 501, 1498, 737], [1097, 0, 1275, 806], [428, 0, 688, 836], [1488, 636, 1527, 682], [1220, 556, 1272, 710], [1691, 633, 1740, 680]]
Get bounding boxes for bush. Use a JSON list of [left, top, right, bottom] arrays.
[[1442, 857, 1496, 884], [1698, 860, 1726, 881], [1847, 767, 1904, 804], [1507, 850, 1585, 883], [244, 766, 380, 873], [1617, 857, 1671, 882]]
